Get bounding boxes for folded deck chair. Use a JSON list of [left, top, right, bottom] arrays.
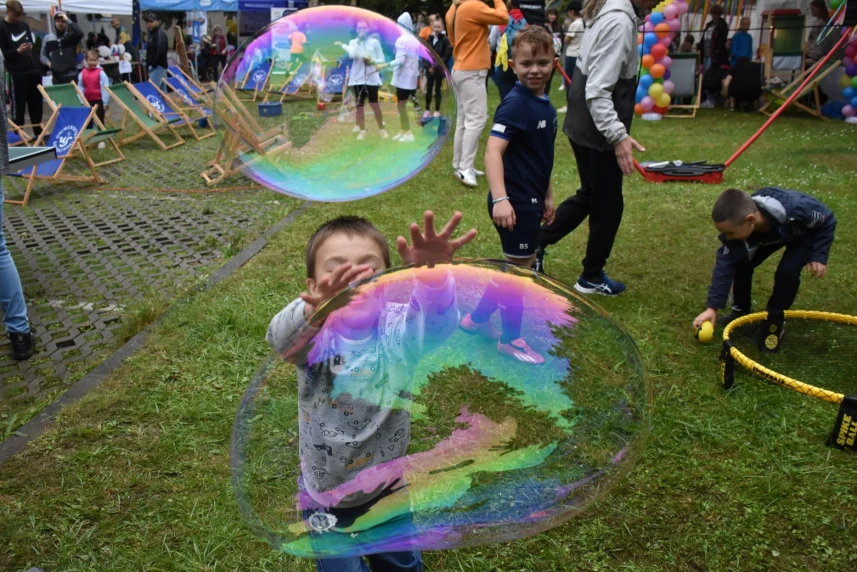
[[130, 81, 214, 141], [163, 77, 214, 116], [218, 84, 284, 141], [7, 120, 31, 146], [237, 60, 273, 101], [5, 106, 117, 206], [106, 82, 186, 150], [666, 54, 703, 118]]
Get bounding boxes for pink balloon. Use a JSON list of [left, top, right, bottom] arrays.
[[845, 44, 857, 59], [641, 96, 655, 111], [661, 55, 673, 68], [678, 2, 689, 15], [644, 21, 654, 32], [668, 18, 681, 32], [844, 105, 856, 118], [645, 14, 651, 22], [664, 4, 677, 19], [659, 36, 672, 47], [849, 32, 857, 46], [662, 80, 675, 94]]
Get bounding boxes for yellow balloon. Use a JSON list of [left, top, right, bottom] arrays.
[[843, 74, 852, 88], [648, 83, 664, 98], [657, 92, 672, 108]]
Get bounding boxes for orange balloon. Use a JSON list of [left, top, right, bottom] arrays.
[[635, 103, 644, 114], [651, 43, 667, 60], [650, 63, 665, 79], [655, 22, 670, 39], [642, 54, 655, 68], [638, 33, 643, 45]]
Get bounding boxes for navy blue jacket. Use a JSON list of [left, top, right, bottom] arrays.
[[706, 188, 836, 309]]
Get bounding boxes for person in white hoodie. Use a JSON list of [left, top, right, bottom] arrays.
[[390, 12, 422, 143], [336, 20, 387, 140]]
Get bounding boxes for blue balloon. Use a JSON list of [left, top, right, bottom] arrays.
[[852, 96, 857, 109], [639, 74, 654, 89], [638, 44, 645, 56], [844, 86, 856, 100], [644, 32, 658, 47], [650, 12, 664, 25], [636, 86, 647, 103]]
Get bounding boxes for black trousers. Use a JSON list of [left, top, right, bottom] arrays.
[[425, 73, 443, 111], [10, 74, 43, 136], [538, 139, 624, 281], [86, 99, 105, 128], [732, 241, 811, 313]]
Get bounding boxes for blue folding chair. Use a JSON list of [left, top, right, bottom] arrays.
[[274, 62, 313, 102], [7, 120, 31, 147], [6, 106, 117, 206], [320, 59, 350, 98], [164, 77, 214, 117], [237, 61, 273, 101], [131, 81, 214, 141]]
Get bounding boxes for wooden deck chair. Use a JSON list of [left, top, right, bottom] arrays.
[[130, 81, 215, 141], [201, 104, 290, 186], [37, 83, 124, 166], [318, 60, 349, 103], [271, 62, 314, 102], [5, 106, 115, 206], [106, 82, 186, 150], [7, 120, 31, 146], [236, 61, 273, 101], [666, 53, 704, 118], [759, 57, 840, 118], [163, 77, 215, 117], [168, 65, 215, 95], [218, 83, 284, 142]]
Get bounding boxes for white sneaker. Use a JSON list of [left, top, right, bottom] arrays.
[[700, 100, 715, 109], [556, 106, 567, 113], [352, 125, 361, 133], [472, 168, 485, 176], [97, 141, 106, 149], [379, 129, 389, 139], [455, 168, 477, 187], [433, 111, 441, 117], [399, 132, 415, 143], [558, 84, 565, 91], [356, 130, 366, 140], [392, 132, 403, 141]]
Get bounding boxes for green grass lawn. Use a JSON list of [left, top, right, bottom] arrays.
[[1, 88, 856, 571]]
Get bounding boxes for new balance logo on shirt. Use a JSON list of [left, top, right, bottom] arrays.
[[537, 120, 546, 129]]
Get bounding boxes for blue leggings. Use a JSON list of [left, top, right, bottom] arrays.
[[0, 177, 30, 334]]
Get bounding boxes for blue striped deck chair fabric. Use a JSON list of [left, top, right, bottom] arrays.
[[168, 65, 214, 92], [6, 106, 104, 206], [7, 120, 30, 146], [276, 62, 313, 102], [130, 81, 213, 141], [237, 61, 273, 101], [164, 77, 214, 118]]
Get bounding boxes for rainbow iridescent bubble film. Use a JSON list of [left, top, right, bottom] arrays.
[[231, 261, 651, 558], [213, 6, 454, 201]]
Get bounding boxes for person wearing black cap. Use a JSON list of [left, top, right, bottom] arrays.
[[145, 12, 168, 88], [40, 11, 83, 85]]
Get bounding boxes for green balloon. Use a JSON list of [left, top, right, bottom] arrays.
[[830, 0, 844, 8], [852, 75, 857, 90]]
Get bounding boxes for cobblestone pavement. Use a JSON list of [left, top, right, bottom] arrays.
[[0, 188, 297, 424]]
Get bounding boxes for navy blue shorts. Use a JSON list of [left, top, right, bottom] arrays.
[[487, 195, 543, 259]]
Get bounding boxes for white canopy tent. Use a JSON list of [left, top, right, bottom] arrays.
[[57, 0, 133, 15]]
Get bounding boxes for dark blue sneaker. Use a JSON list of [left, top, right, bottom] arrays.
[[574, 272, 626, 296]]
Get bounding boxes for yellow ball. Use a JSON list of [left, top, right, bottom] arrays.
[[695, 321, 714, 343], [648, 83, 664, 98]]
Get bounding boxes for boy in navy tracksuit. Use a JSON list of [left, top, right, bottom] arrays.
[[693, 188, 836, 350], [459, 26, 557, 365]]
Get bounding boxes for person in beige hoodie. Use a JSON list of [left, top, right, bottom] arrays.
[[446, 0, 508, 188]]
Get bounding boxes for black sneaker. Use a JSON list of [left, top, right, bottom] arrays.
[[532, 248, 546, 273], [715, 308, 749, 327], [8, 331, 35, 361], [757, 311, 785, 352]]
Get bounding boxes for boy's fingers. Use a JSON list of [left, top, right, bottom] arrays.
[[409, 222, 424, 248], [437, 210, 463, 238], [449, 228, 477, 250], [422, 210, 437, 239]]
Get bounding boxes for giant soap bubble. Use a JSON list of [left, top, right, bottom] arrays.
[[232, 262, 650, 557], [214, 6, 454, 201]]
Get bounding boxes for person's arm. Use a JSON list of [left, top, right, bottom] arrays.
[[488, 25, 499, 51], [78, 71, 84, 93], [156, 29, 168, 63], [390, 38, 406, 68], [266, 298, 321, 365], [63, 21, 84, 48], [791, 194, 836, 267], [40, 34, 51, 67], [471, 0, 510, 26], [370, 38, 385, 65], [486, 136, 514, 229], [705, 242, 739, 311], [100, 70, 110, 107]]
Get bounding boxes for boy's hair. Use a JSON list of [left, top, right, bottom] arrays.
[[5, 0, 22, 15], [305, 216, 391, 279], [511, 26, 553, 58], [684, 34, 695, 44], [85, 49, 99, 60], [709, 3, 724, 17], [712, 188, 757, 225]]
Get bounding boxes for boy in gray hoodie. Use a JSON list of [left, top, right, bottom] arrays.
[[266, 211, 476, 571]]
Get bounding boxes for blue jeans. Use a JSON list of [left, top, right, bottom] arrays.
[[0, 178, 30, 334], [149, 66, 167, 88], [316, 551, 423, 572], [563, 56, 577, 87]]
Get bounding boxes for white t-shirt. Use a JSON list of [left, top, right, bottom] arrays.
[[565, 18, 584, 58]]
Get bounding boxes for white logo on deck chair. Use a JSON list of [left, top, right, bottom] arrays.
[[328, 74, 344, 87], [55, 125, 80, 155], [146, 95, 165, 112], [252, 70, 267, 83]]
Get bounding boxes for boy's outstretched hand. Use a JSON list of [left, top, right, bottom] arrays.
[[397, 210, 477, 268], [300, 262, 374, 316]]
